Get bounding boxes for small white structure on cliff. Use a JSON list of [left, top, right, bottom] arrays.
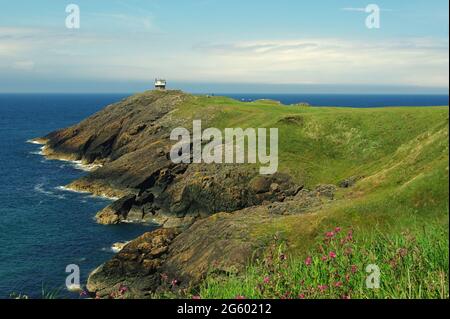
[[154, 79, 167, 90]]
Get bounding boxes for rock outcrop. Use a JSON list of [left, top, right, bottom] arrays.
[[37, 90, 306, 228], [87, 228, 181, 298], [87, 206, 272, 298], [37, 90, 337, 298]]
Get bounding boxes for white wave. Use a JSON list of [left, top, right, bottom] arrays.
[[87, 194, 119, 201], [100, 242, 130, 253], [56, 185, 89, 194], [56, 185, 117, 201], [34, 183, 66, 199], [66, 284, 83, 292], [111, 242, 130, 253], [73, 161, 103, 172], [52, 158, 102, 172], [34, 183, 53, 195], [29, 145, 45, 156], [101, 247, 114, 253], [26, 139, 45, 145], [27, 139, 102, 172]]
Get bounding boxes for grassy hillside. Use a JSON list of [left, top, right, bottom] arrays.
[[44, 90, 447, 299], [170, 95, 449, 299]]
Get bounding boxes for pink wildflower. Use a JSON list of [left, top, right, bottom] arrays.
[[325, 231, 335, 238], [346, 230, 354, 241], [318, 285, 328, 292], [305, 256, 312, 266], [329, 251, 337, 259], [118, 285, 128, 295]]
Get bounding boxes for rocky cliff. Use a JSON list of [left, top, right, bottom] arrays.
[[36, 90, 340, 297]]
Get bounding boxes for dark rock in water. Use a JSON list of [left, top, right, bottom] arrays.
[[87, 209, 265, 298], [338, 176, 363, 188], [96, 194, 136, 225], [87, 228, 180, 298]]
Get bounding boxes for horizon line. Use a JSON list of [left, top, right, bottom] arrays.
[[0, 91, 449, 96]]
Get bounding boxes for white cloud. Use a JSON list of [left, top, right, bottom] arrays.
[[0, 25, 447, 89], [187, 38, 449, 87]]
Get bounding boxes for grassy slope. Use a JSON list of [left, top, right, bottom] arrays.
[[172, 95, 449, 299]]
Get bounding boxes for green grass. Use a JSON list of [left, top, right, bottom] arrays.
[[172, 95, 448, 299], [197, 224, 449, 299], [9, 284, 62, 299], [175, 95, 448, 186]]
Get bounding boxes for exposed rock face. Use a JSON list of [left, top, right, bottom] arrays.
[[85, 184, 336, 298], [87, 207, 272, 298], [39, 90, 304, 228], [267, 184, 336, 215], [96, 194, 136, 224], [38, 90, 336, 298], [315, 184, 337, 199], [87, 228, 181, 298]]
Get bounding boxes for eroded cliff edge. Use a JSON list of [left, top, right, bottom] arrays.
[[35, 90, 339, 297]]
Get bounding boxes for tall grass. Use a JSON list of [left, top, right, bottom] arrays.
[[197, 225, 449, 299]]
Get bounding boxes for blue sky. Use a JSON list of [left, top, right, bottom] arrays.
[[0, 0, 448, 93]]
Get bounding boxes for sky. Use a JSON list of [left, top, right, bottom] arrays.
[[0, 0, 448, 93]]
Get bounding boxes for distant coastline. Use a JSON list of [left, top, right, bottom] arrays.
[[217, 93, 449, 108], [2, 92, 447, 108]]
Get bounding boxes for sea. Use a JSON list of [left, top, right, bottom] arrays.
[[0, 93, 448, 299], [221, 93, 449, 107]]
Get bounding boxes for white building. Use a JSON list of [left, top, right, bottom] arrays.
[[154, 79, 167, 90]]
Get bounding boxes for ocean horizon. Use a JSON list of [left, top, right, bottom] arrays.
[[1, 93, 448, 108]]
